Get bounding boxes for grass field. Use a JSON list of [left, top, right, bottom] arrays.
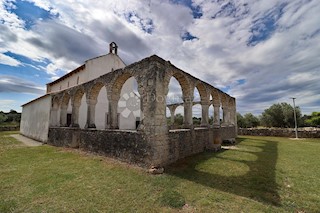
[[0, 131, 319, 212]]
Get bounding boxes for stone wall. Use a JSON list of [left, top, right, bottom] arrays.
[[0, 126, 20, 131], [167, 126, 236, 163], [238, 128, 320, 138], [48, 126, 237, 167], [48, 128, 151, 167], [220, 126, 237, 139]]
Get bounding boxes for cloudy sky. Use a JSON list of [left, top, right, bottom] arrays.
[[0, 0, 319, 115]]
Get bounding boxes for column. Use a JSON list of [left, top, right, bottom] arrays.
[[109, 97, 119, 129], [167, 105, 177, 125], [71, 103, 80, 127], [183, 96, 193, 128], [170, 108, 175, 125], [200, 101, 209, 127], [222, 106, 228, 126], [230, 106, 236, 125], [60, 106, 68, 127], [86, 99, 97, 128], [50, 107, 58, 127], [213, 102, 220, 127]]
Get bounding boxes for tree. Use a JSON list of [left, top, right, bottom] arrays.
[[260, 103, 301, 128], [305, 112, 320, 127], [9, 109, 18, 114], [193, 117, 201, 125], [0, 113, 7, 123], [244, 113, 260, 128], [237, 113, 246, 128], [174, 113, 184, 126], [237, 113, 260, 128]]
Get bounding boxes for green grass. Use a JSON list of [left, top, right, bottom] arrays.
[[1, 132, 320, 212]]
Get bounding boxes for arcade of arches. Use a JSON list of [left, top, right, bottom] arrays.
[[48, 55, 237, 167]]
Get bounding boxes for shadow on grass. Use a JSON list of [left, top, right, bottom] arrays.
[[166, 137, 281, 206]]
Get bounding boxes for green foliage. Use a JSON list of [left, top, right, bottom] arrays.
[[192, 117, 201, 125], [237, 113, 260, 128], [305, 112, 320, 127], [0, 113, 8, 123], [244, 113, 260, 127], [0, 110, 21, 125], [260, 103, 301, 128], [174, 113, 184, 125], [237, 113, 245, 128]]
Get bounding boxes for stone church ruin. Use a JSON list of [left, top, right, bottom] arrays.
[[20, 42, 237, 167]]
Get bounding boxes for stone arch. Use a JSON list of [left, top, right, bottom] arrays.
[[86, 80, 108, 129], [109, 71, 141, 130], [50, 96, 60, 127], [87, 80, 106, 101], [195, 82, 209, 103], [164, 70, 193, 98], [211, 89, 221, 106], [60, 92, 71, 126], [52, 96, 60, 109], [110, 71, 140, 98], [72, 87, 86, 106], [61, 92, 71, 108]]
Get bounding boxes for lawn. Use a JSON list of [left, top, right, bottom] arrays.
[[0, 131, 319, 212]]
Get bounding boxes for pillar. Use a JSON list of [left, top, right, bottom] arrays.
[[183, 96, 193, 128], [139, 66, 171, 167], [50, 107, 58, 127], [213, 102, 220, 127], [168, 106, 176, 125], [60, 106, 68, 127], [230, 106, 236, 125], [226, 106, 231, 126], [201, 101, 209, 127], [222, 105, 229, 126], [70, 103, 80, 127], [109, 96, 119, 129], [86, 99, 97, 128]]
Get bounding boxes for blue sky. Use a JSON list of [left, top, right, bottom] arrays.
[[0, 0, 319, 115]]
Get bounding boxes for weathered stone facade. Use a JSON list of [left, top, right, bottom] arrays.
[[238, 128, 320, 138], [47, 54, 237, 167]]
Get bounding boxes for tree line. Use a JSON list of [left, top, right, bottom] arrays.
[[0, 110, 21, 126], [237, 103, 320, 128]]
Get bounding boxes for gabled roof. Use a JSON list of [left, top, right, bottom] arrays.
[[46, 53, 127, 86]]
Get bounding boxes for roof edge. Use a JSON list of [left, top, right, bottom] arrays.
[[21, 94, 50, 107], [47, 64, 85, 86]]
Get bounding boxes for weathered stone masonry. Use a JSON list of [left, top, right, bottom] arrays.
[[47, 55, 237, 167]]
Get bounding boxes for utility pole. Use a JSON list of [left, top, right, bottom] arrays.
[[290, 97, 298, 139]]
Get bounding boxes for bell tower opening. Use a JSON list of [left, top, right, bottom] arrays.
[[109, 42, 118, 55]]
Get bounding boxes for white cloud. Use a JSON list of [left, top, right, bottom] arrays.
[[0, 53, 21, 66], [0, 0, 319, 115]]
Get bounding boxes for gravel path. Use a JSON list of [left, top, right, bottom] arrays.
[[10, 134, 43, 147]]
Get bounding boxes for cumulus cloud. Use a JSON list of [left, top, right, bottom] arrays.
[[0, 0, 319, 114]]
